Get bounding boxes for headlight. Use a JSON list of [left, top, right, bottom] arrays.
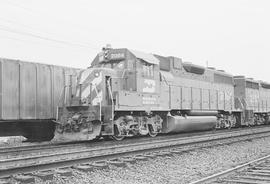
[[94, 72, 100, 77]]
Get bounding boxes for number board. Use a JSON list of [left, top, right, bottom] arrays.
[[109, 53, 125, 61]]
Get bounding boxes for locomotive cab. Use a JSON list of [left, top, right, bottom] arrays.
[[98, 48, 162, 139]]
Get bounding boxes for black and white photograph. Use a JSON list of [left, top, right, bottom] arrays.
[[0, 0, 270, 183]]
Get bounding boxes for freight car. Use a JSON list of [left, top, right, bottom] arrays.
[[0, 58, 79, 141], [55, 47, 252, 141]]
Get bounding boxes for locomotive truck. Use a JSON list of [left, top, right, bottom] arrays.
[[54, 47, 270, 142]]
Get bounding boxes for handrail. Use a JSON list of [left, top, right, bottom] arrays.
[[121, 69, 127, 78], [107, 79, 115, 126], [92, 84, 102, 121], [106, 79, 114, 107]]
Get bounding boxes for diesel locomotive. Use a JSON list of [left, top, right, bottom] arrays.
[[54, 46, 270, 141]]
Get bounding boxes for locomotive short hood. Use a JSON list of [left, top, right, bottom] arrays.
[[91, 48, 160, 67]]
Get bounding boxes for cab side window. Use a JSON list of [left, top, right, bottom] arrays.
[[142, 62, 154, 78]]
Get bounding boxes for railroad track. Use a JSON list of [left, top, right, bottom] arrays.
[[0, 126, 266, 159], [1, 126, 270, 182], [0, 126, 251, 160], [190, 154, 270, 184]]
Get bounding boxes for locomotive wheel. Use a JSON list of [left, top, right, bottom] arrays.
[[110, 135, 125, 141], [225, 120, 232, 129], [111, 121, 125, 141], [148, 131, 158, 137], [148, 125, 158, 137]]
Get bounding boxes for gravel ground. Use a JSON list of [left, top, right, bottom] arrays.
[[0, 136, 26, 147], [29, 136, 270, 184]]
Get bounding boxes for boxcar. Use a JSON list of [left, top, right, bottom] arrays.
[[0, 58, 80, 140]]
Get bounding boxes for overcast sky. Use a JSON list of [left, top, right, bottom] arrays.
[[0, 0, 269, 81]]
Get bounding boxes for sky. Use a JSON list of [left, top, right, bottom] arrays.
[[0, 0, 269, 81]]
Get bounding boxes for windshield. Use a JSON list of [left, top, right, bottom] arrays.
[[99, 61, 125, 69]]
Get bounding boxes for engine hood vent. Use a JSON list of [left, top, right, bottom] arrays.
[[261, 82, 270, 89], [183, 62, 205, 75]]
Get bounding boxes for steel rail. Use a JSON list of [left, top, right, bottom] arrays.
[[189, 154, 270, 184]]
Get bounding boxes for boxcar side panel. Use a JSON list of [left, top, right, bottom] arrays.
[[20, 62, 37, 119], [1, 60, 20, 119], [52, 66, 65, 117], [36, 65, 52, 119]]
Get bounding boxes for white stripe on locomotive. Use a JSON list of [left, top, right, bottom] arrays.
[[92, 91, 103, 105], [79, 68, 93, 84], [80, 72, 102, 100]]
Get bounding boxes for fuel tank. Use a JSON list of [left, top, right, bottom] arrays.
[[162, 115, 217, 133]]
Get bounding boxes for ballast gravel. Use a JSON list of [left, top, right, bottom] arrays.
[[0, 136, 25, 147], [33, 136, 270, 184]]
